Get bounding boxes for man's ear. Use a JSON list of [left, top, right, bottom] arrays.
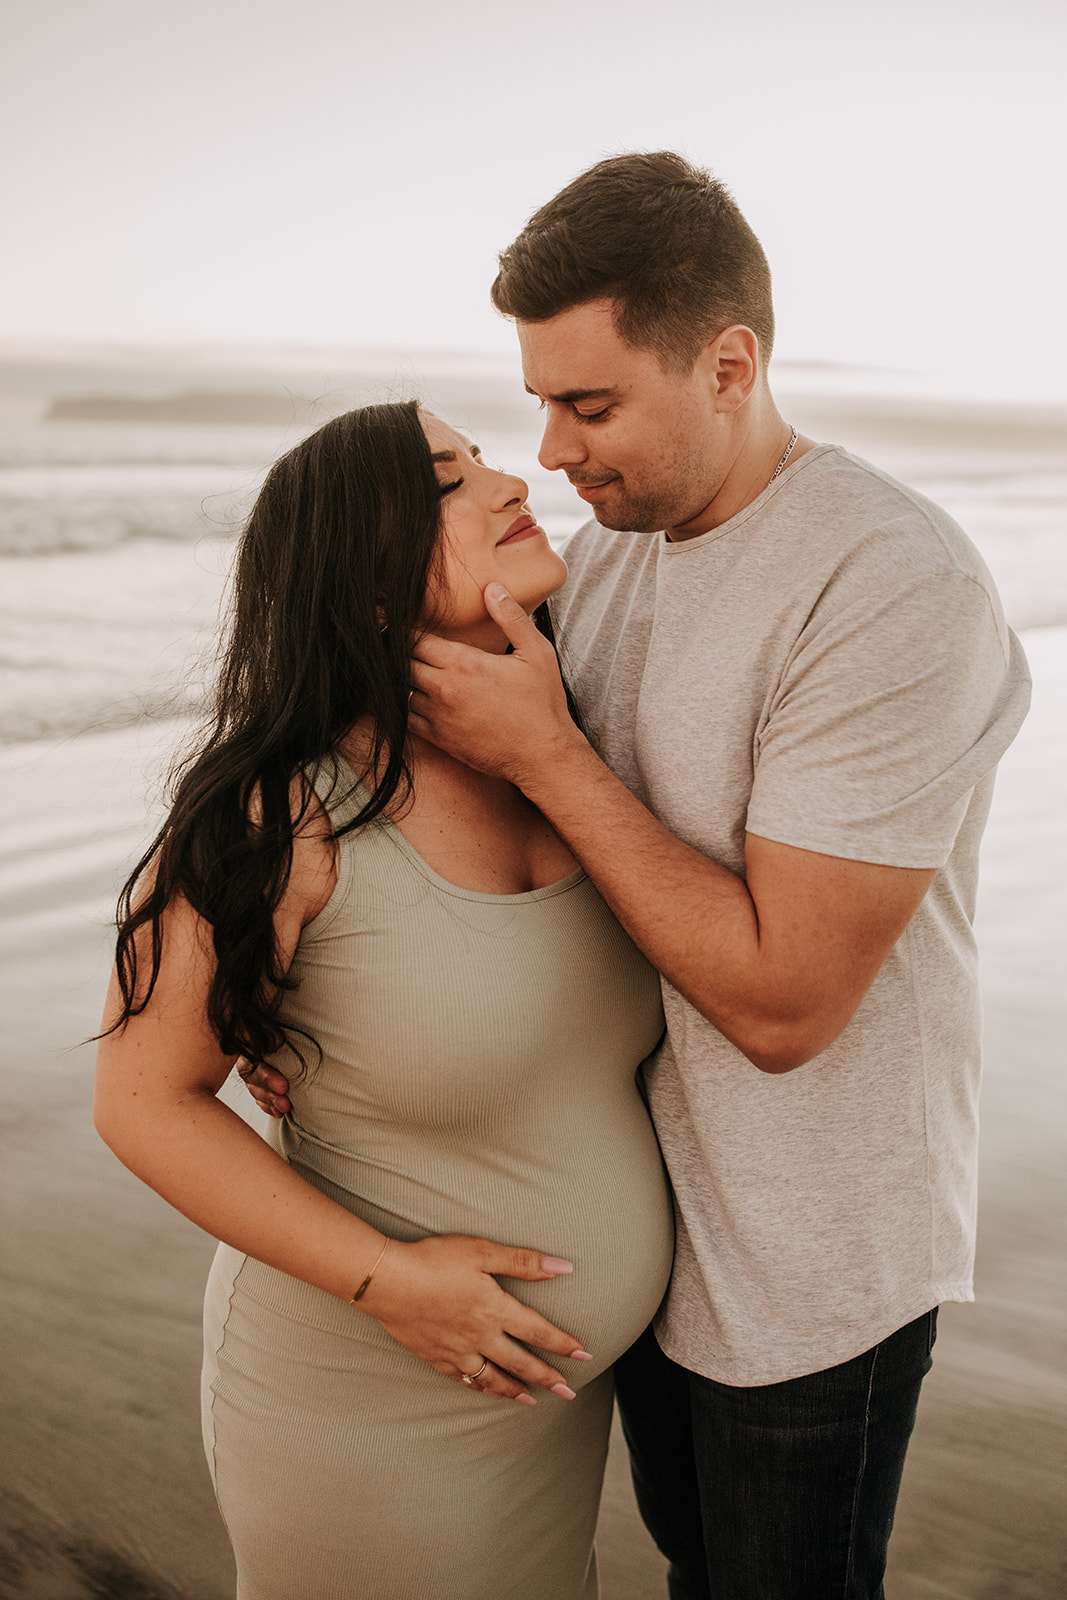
[[701, 324, 760, 413]]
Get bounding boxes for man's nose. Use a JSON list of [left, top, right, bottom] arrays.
[[538, 408, 586, 472]]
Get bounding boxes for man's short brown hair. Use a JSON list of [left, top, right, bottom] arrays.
[[492, 151, 775, 372]]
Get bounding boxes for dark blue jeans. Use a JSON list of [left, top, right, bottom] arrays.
[[614, 1309, 937, 1600]]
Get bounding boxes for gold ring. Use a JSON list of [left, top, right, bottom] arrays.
[[461, 1357, 489, 1388]]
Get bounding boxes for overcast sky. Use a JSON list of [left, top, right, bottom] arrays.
[[1, 0, 1065, 400]]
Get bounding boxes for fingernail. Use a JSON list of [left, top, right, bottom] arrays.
[[550, 1383, 577, 1400], [569, 1349, 593, 1362], [515, 1392, 537, 1407], [541, 1257, 573, 1274], [486, 583, 510, 602]]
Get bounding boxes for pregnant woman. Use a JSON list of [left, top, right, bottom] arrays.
[[94, 400, 673, 1600]]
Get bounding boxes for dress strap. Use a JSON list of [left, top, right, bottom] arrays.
[[306, 752, 374, 832]]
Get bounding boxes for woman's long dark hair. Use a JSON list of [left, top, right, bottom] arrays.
[[105, 399, 576, 1069]]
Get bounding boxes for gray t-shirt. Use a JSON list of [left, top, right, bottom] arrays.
[[551, 443, 1031, 1386]]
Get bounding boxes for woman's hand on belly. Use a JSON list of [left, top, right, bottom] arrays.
[[358, 1234, 591, 1404]]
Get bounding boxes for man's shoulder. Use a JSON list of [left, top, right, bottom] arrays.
[[768, 444, 993, 592], [779, 443, 942, 527]]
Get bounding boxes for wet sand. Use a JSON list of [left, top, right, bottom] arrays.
[[1, 628, 1064, 1598]]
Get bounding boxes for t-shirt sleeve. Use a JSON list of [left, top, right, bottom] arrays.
[[745, 570, 1032, 867]]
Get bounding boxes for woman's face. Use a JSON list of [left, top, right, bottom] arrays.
[[421, 413, 567, 653]]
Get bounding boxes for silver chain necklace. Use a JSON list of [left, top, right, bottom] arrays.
[[768, 425, 798, 487]]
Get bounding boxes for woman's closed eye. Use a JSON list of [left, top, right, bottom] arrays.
[[435, 442, 486, 497]]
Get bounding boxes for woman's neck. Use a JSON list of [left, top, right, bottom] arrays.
[[338, 718, 512, 805], [338, 715, 576, 895]]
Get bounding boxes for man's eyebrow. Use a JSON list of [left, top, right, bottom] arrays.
[[523, 384, 617, 403]]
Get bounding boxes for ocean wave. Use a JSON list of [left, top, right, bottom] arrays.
[[0, 685, 205, 747], [0, 498, 236, 556], [0, 405, 1063, 745], [0, 419, 294, 470]]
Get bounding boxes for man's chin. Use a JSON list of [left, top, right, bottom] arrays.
[[590, 501, 662, 534]]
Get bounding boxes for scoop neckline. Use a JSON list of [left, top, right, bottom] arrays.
[[331, 755, 587, 905]]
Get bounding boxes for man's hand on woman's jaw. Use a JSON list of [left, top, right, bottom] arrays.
[[408, 584, 584, 785]]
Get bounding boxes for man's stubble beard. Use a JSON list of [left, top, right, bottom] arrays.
[[582, 434, 723, 534], [590, 499, 663, 534], [589, 479, 714, 536]]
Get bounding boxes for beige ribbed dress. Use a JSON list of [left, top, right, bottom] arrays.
[[201, 765, 674, 1600]]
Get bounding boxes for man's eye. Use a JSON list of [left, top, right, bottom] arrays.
[[577, 408, 609, 423]]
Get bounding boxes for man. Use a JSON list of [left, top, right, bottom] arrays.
[[249, 153, 1030, 1596], [405, 152, 1031, 1598]]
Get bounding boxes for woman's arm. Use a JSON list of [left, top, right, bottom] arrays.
[[94, 817, 586, 1405]]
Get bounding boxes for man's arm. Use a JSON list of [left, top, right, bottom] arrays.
[[410, 585, 935, 1074]]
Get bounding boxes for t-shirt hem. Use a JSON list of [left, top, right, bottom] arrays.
[[743, 816, 951, 870], [653, 1281, 973, 1387]]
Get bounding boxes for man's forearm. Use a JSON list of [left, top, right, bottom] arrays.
[[515, 731, 817, 1071], [409, 597, 935, 1071]]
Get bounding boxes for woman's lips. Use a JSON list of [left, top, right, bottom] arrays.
[[497, 514, 543, 545]]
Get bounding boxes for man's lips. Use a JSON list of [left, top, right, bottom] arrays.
[[497, 514, 543, 545], [570, 479, 617, 503]]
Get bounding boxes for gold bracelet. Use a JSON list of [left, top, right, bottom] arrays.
[[349, 1237, 391, 1304]]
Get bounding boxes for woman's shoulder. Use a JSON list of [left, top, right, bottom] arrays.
[[287, 757, 397, 938], [267, 772, 340, 946]]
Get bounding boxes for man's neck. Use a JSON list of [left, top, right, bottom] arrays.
[[667, 407, 814, 542]]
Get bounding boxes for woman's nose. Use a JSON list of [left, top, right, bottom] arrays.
[[498, 471, 529, 506]]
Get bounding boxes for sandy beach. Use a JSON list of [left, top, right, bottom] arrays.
[[0, 626, 1064, 1600]]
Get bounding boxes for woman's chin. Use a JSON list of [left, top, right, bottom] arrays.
[[521, 555, 569, 612], [501, 548, 567, 612]]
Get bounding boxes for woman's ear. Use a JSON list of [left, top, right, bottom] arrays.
[[376, 603, 388, 634]]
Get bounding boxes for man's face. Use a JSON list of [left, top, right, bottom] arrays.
[[518, 300, 725, 537]]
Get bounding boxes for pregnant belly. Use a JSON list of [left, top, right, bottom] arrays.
[[270, 1100, 675, 1379]]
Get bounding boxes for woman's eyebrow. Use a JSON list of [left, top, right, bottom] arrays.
[[430, 444, 481, 464]]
